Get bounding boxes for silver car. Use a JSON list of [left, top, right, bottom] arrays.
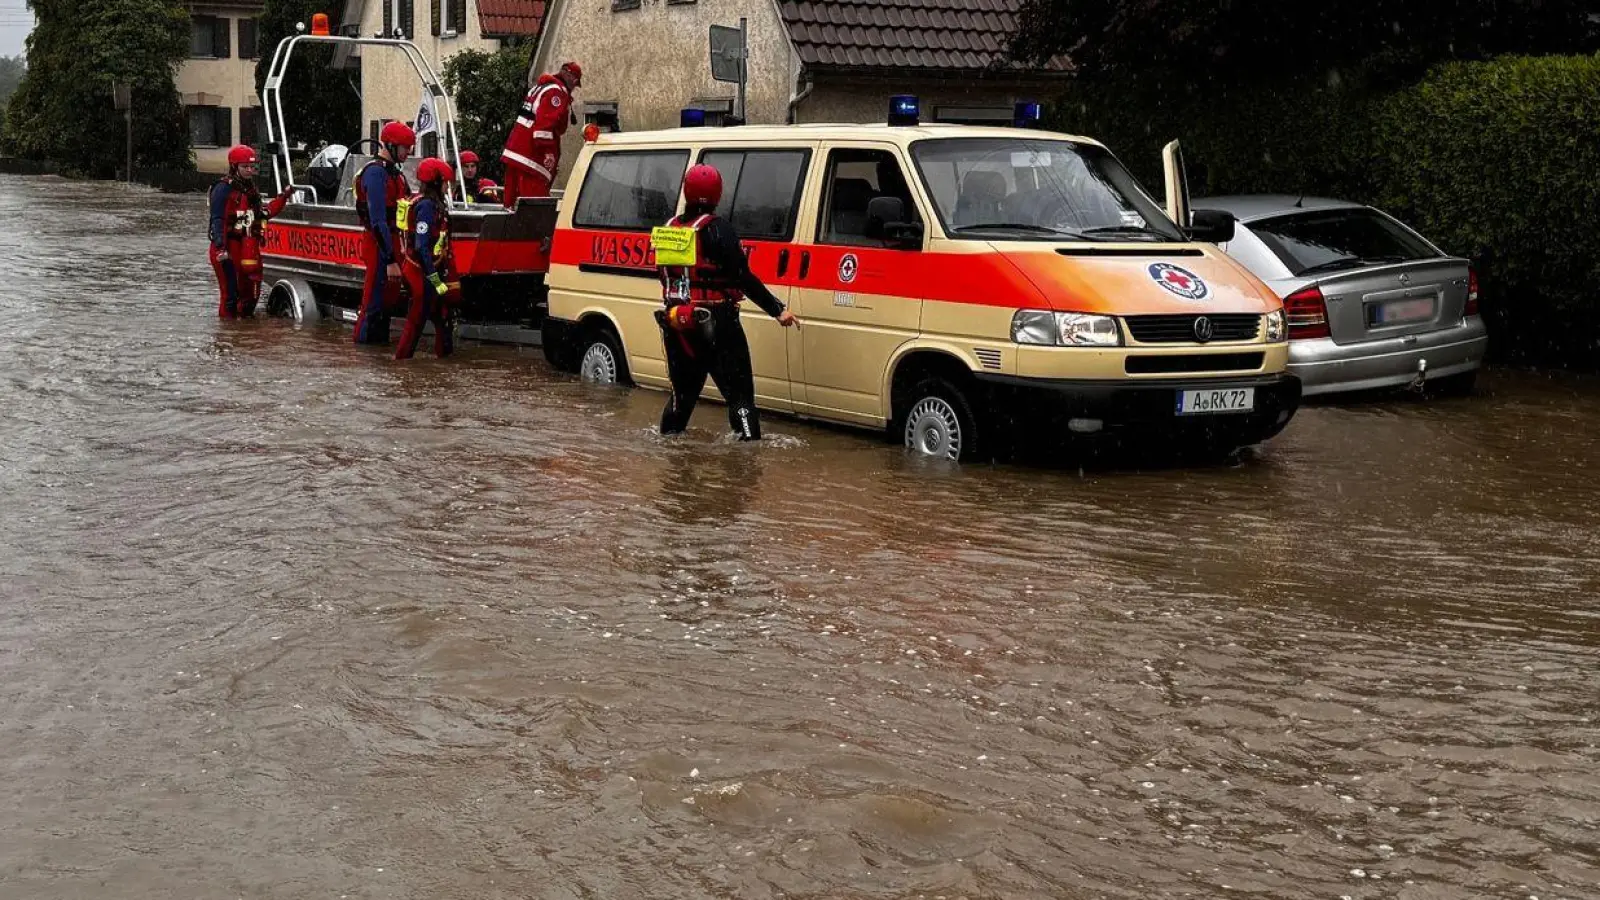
[[1196, 195, 1488, 396]]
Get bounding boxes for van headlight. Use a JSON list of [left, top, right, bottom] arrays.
[[1265, 309, 1287, 342], [1011, 310, 1122, 347]]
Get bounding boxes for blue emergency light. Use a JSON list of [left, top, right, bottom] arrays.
[[888, 95, 920, 127], [680, 107, 706, 128], [1014, 101, 1043, 128]]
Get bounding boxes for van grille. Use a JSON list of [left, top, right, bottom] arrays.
[[1125, 313, 1260, 344], [1125, 352, 1265, 375]]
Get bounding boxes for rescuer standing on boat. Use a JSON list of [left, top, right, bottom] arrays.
[[395, 158, 458, 361], [354, 121, 415, 344], [208, 145, 294, 319], [652, 164, 798, 441], [455, 150, 500, 204], [500, 61, 581, 206]]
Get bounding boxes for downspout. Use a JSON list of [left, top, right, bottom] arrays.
[[786, 69, 813, 124]]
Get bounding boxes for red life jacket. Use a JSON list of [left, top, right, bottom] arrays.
[[354, 158, 410, 231], [658, 214, 739, 307], [217, 176, 266, 240], [399, 193, 450, 266]]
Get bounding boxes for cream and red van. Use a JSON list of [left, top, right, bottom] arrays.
[[541, 119, 1300, 460]]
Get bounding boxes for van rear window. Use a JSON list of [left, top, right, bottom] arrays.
[[573, 150, 690, 232]]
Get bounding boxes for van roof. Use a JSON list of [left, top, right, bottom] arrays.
[[587, 122, 1106, 150]]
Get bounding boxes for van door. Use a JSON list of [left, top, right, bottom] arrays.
[[788, 144, 927, 424]]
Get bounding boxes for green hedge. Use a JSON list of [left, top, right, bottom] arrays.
[[1057, 55, 1600, 369]]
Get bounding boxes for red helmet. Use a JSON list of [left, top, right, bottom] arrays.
[[682, 164, 723, 208], [227, 145, 258, 166], [379, 121, 416, 148], [417, 157, 455, 186], [560, 61, 582, 86], [459, 150, 479, 165]]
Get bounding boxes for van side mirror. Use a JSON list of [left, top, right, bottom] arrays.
[[1188, 208, 1235, 244], [866, 196, 923, 248]]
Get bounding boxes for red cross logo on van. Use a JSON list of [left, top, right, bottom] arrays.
[[838, 253, 859, 284], [1148, 262, 1209, 301]]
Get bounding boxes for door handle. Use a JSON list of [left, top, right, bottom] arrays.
[[798, 251, 811, 280], [777, 248, 790, 278]]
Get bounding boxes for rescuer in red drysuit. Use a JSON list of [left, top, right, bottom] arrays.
[[395, 158, 458, 361], [353, 121, 415, 344], [208, 145, 293, 319], [452, 150, 500, 204], [654, 164, 799, 440], [500, 61, 581, 207]]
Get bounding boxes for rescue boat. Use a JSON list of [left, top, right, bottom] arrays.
[[257, 22, 555, 345]]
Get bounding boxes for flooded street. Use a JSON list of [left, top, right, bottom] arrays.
[[3, 174, 1598, 900]]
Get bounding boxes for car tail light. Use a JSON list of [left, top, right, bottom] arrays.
[[1465, 266, 1480, 317], [1283, 285, 1330, 340]]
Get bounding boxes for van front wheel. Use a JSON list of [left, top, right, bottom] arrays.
[[901, 377, 980, 462]]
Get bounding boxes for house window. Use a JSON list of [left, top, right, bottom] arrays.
[[612, 0, 642, 11], [816, 147, 922, 248], [190, 15, 231, 58], [584, 102, 621, 134], [239, 107, 268, 147], [383, 0, 415, 38], [933, 106, 1013, 126], [188, 106, 233, 148], [698, 149, 810, 242], [573, 150, 690, 232], [238, 18, 258, 60], [431, 0, 467, 36]]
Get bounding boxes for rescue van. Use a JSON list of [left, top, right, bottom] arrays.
[[541, 111, 1302, 460]]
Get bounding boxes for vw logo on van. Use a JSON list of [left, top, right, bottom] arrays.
[[838, 253, 859, 284], [1148, 262, 1209, 301], [1193, 316, 1214, 342]]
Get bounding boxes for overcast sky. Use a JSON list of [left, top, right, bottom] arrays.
[[1, 1, 33, 58]]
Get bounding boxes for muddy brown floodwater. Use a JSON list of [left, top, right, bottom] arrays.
[[1, 175, 1598, 900]]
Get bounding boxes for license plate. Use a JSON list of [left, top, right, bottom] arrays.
[[1176, 387, 1255, 415], [1371, 296, 1435, 325]]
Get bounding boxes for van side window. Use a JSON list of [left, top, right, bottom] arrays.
[[817, 148, 921, 248], [573, 150, 690, 232], [699, 149, 810, 241]]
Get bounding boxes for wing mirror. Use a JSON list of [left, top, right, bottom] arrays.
[[866, 196, 923, 248], [1188, 208, 1235, 244]]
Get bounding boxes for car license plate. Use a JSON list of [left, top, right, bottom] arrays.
[[1371, 296, 1435, 325], [1176, 387, 1255, 415]]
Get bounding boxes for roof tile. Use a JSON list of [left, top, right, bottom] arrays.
[[779, 0, 1069, 73], [478, 0, 545, 39]]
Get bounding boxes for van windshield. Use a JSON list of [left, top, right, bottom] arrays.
[[911, 138, 1184, 242]]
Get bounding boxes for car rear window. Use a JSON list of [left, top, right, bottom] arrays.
[[1249, 208, 1436, 276]]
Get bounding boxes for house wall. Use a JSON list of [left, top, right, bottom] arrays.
[[531, 0, 799, 188], [176, 2, 266, 173], [357, 0, 505, 145]]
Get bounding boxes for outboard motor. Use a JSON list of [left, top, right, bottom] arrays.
[[306, 143, 348, 203]]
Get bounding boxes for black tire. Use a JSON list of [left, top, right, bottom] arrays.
[[577, 325, 631, 386], [897, 375, 982, 462]]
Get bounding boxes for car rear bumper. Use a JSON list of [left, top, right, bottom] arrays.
[[1290, 318, 1488, 396], [974, 372, 1302, 449]]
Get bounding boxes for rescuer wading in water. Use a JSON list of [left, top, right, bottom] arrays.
[[651, 164, 798, 440]]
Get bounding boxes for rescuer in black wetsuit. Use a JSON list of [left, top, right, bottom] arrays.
[[653, 164, 798, 440]]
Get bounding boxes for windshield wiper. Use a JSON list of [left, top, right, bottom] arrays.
[[1296, 254, 1407, 276], [1081, 224, 1177, 241], [952, 222, 1086, 239]]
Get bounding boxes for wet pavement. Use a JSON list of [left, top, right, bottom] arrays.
[[2, 175, 1598, 899]]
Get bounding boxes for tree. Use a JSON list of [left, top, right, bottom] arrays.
[[254, 0, 361, 151], [441, 44, 534, 182], [1010, 0, 1599, 82], [0, 55, 24, 108], [4, 0, 191, 177]]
